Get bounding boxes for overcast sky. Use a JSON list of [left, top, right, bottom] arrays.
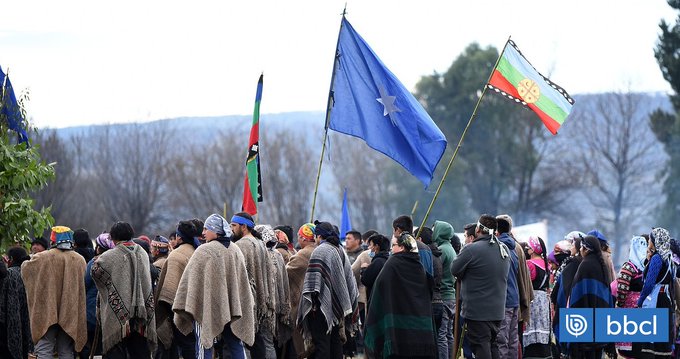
[[1, 0, 676, 128]]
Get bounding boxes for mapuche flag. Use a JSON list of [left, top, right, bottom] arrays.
[[487, 40, 574, 135], [241, 75, 263, 215]]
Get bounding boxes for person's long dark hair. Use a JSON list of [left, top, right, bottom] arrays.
[[536, 237, 549, 290], [582, 235, 609, 281], [7, 247, 30, 268]]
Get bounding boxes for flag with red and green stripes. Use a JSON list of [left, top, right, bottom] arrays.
[[242, 74, 263, 215], [487, 40, 574, 135]]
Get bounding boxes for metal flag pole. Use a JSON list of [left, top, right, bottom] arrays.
[[309, 5, 347, 222], [415, 36, 511, 238]]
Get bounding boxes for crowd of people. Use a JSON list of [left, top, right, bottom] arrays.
[[0, 211, 678, 359]]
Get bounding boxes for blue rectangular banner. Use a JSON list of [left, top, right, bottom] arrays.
[[559, 308, 593, 342], [594, 308, 669, 342]]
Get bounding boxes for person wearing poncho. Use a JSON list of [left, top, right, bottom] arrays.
[[155, 220, 199, 358], [637, 227, 678, 358], [364, 232, 436, 358], [0, 249, 32, 359], [173, 214, 255, 359], [285, 223, 317, 356], [21, 225, 87, 358], [255, 224, 293, 355], [230, 212, 275, 358], [568, 235, 614, 359], [91, 221, 157, 357], [298, 221, 358, 359]]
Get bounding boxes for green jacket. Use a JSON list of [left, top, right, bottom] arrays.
[[433, 220, 457, 301]]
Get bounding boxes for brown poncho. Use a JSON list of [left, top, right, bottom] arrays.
[[91, 241, 157, 353], [155, 243, 195, 348], [173, 240, 255, 347], [234, 235, 274, 329], [21, 249, 87, 351], [285, 243, 315, 354]]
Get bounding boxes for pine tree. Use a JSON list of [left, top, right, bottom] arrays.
[[650, 0, 680, 233]]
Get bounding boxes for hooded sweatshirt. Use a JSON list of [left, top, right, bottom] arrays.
[[498, 232, 519, 308], [433, 221, 457, 301]]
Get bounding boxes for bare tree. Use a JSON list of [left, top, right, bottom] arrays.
[[166, 130, 244, 221], [88, 123, 175, 234], [257, 129, 316, 228], [570, 92, 663, 264]]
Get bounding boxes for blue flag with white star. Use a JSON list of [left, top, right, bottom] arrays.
[[0, 66, 29, 145], [328, 18, 447, 187]]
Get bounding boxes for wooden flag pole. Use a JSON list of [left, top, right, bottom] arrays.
[[310, 6, 347, 222], [415, 36, 511, 239]]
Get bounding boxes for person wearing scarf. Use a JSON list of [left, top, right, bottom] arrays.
[[568, 235, 614, 359], [91, 221, 157, 357], [0, 247, 32, 359], [173, 214, 255, 359], [637, 227, 678, 358], [155, 220, 199, 359], [81, 233, 116, 359], [613, 235, 647, 358], [230, 212, 276, 358], [255, 224, 293, 358], [522, 236, 551, 359], [550, 234, 581, 357], [22, 225, 88, 358], [450, 214, 510, 359], [286, 223, 317, 357], [273, 226, 296, 263], [298, 221, 358, 359], [364, 232, 436, 358]]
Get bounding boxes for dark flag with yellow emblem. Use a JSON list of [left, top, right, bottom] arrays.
[[487, 40, 574, 135]]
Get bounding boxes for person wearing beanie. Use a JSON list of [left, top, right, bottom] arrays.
[[298, 220, 358, 359], [91, 221, 156, 357], [30, 236, 49, 254], [21, 225, 87, 358], [230, 212, 275, 358], [155, 220, 198, 359], [0, 246, 32, 359], [173, 214, 255, 359], [73, 228, 95, 263], [285, 223, 317, 357], [587, 229, 617, 284], [151, 235, 171, 270]]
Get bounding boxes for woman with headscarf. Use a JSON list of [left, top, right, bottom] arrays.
[[637, 227, 679, 359], [364, 232, 436, 358], [523, 236, 552, 359], [614, 235, 647, 358], [568, 235, 614, 359], [551, 234, 582, 356]]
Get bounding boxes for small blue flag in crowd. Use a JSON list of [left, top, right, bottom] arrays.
[[340, 188, 352, 240], [328, 18, 447, 187], [0, 66, 29, 145]]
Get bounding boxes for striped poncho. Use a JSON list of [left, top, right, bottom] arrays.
[[298, 242, 358, 337]]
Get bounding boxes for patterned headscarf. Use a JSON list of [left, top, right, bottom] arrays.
[[297, 223, 316, 241], [255, 224, 277, 245], [628, 235, 648, 271], [554, 240, 574, 255], [96, 232, 115, 250], [564, 231, 586, 242], [651, 227, 672, 262], [528, 236, 543, 254], [204, 213, 232, 237]]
